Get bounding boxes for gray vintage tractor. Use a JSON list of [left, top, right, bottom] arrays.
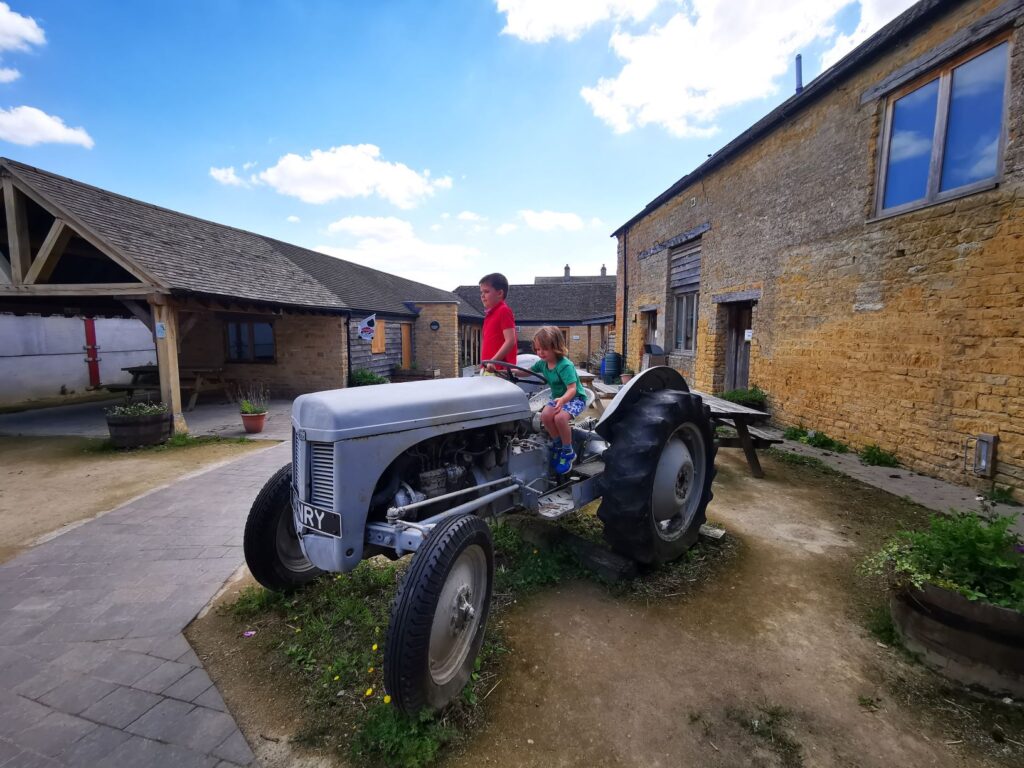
[[243, 364, 715, 714]]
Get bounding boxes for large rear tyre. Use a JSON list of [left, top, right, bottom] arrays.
[[597, 390, 716, 565], [243, 464, 323, 592], [385, 514, 494, 715]]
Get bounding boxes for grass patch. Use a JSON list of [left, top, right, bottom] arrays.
[[983, 484, 1020, 506], [782, 425, 807, 441], [727, 703, 803, 767], [780, 425, 849, 453], [766, 448, 842, 476], [860, 444, 899, 467], [865, 602, 900, 647], [83, 433, 253, 454], [223, 515, 733, 766]]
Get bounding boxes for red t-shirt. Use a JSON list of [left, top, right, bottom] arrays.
[[481, 301, 517, 366]]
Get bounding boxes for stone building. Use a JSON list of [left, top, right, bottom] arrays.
[[0, 158, 471, 430], [613, 0, 1023, 493], [454, 277, 616, 367]]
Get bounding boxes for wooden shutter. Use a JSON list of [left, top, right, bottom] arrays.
[[670, 242, 701, 291], [371, 319, 386, 354]]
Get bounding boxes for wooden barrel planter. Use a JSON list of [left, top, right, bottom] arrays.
[[891, 583, 1024, 696], [106, 412, 171, 449]]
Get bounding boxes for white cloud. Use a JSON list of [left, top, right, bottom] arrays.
[[821, 0, 917, 70], [457, 210, 486, 222], [520, 209, 584, 232], [441, 212, 451, 219], [581, 0, 852, 137], [286, 215, 300, 223], [888, 130, 931, 163], [496, 223, 517, 235], [317, 215, 480, 290], [430, 223, 442, 232], [242, 160, 258, 170], [209, 166, 247, 187], [0, 106, 92, 148], [0, 3, 44, 53], [0, 67, 18, 82], [496, 0, 660, 43], [432, 175, 453, 189], [257, 144, 448, 208]]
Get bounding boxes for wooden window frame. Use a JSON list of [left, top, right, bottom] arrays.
[[225, 319, 277, 364], [673, 291, 699, 354], [872, 34, 1012, 220]]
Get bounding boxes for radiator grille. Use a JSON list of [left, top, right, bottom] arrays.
[[310, 442, 335, 508]]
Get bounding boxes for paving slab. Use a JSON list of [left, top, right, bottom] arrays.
[[0, 441, 286, 766]]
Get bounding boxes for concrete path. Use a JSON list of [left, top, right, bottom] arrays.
[[0, 441, 290, 767], [0, 399, 293, 441]]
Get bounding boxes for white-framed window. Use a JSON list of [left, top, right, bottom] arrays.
[[674, 291, 698, 353], [876, 38, 1010, 217]]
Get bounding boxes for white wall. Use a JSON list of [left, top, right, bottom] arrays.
[[0, 314, 155, 406]]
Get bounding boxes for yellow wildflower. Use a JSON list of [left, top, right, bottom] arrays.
[[365, 687, 373, 697], [383, 695, 392, 705], [372, 643, 378, 652], [368, 667, 375, 674], [333, 675, 340, 681]]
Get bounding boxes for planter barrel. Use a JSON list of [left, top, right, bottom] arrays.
[[891, 583, 1024, 696], [106, 412, 171, 449], [241, 412, 267, 434]]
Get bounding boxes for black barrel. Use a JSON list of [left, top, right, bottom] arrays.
[[602, 351, 622, 384]]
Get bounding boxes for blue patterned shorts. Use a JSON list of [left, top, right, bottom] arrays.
[[546, 398, 586, 418]]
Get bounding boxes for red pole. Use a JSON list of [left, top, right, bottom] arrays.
[[83, 317, 101, 387]]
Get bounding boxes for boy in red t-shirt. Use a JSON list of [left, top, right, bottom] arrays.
[[479, 273, 517, 372]]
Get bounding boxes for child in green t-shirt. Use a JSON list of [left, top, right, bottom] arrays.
[[523, 326, 586, 474]]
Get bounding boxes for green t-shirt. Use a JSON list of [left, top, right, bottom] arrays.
[[530, 356, 585, 402]]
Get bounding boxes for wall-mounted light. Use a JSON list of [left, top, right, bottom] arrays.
[[965, 433, 998, 477], [430, 320, 440, 331]]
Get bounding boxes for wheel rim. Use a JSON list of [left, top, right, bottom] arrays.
[[428, 544, 488, 686], [650, 422, 707, 541], [276, 505, 317, 573]]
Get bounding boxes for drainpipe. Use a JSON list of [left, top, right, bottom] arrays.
[[344, 313, 352, 387], [621, 227, 629, 362]]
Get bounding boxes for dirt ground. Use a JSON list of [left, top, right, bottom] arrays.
[[189, 451, 1022, 768], [0, 435, 265, 563]]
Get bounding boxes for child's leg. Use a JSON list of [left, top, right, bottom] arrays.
[[540, 405, 558, 439], [554, 409, 572, 445]]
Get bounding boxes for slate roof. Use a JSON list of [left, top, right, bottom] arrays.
[[613, 0, 953, 235], [534, 275, 615, 285], [2, 158, 465, 317], [453, 282, 615, 324]]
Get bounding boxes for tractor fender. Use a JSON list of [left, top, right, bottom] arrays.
[[593, 365, 690, 441]]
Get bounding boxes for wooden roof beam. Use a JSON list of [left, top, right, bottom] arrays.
[[2, 177, 30, 284], [24, 218, 73, 285]]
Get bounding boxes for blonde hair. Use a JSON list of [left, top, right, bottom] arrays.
[[532, 326, 568, 358]]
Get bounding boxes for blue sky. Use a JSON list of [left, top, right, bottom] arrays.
[[2, 0, 914, 291]]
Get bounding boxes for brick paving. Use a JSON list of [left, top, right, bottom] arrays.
[[0, 442, 290, 767]]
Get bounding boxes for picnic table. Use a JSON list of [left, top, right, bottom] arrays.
[[107, 365, 232, 411], [589, 380, 778, 477]]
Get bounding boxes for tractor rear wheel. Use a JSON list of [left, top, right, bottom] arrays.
[[597, 390, 715, 565], [385, 513, 494, 714], [243, 464, 323, 592]]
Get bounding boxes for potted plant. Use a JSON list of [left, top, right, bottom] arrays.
[[620, 365, 635, 385], [236, 382, 270, 434], [105, 401, 171, 448], [864, 504, 1024, 695]]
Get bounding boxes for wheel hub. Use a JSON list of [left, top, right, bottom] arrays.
[[450, 585, 476, 634], [650, 425, 706, 541]]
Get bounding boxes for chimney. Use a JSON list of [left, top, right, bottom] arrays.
[[600, 264, 607, 277], [795, 54, 803, 95], [564, 264, 570, 280]]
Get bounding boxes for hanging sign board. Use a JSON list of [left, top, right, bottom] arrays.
[[744, 329, 753, 342], [359, 314, 376, 341]]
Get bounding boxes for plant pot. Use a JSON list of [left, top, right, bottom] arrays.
[[890, 583, 1024, 696], [241, 412, 267, 434], [106, 412, 171, 449], [620, 373, 634, 384]]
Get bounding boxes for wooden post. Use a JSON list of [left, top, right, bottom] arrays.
[[150, 295, 188, 434], [3, 178, 31, 284]]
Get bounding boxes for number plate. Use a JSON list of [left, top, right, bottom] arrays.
[[297, 502, 342, 538]]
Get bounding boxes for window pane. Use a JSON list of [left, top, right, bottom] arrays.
[[686, 294, 698, 351], [252, 322, 275, 361], [227, 322, 250, 361], [883, 78, 939, 210], [940, 43, 1007, 192]]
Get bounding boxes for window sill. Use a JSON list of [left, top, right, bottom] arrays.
[[868, 180, 999, 224]]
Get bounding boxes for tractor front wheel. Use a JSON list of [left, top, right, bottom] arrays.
[[597, 390, 716, 565], [385, 513, 494, 714], [243, 464, 323, 592]]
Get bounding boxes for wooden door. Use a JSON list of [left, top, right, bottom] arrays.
[[725, 302, 753, 390], [401, 324, 412, 368]]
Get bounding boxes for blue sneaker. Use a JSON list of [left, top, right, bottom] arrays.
[[549, 439, 562, 470], [554, 446, 576, 475]]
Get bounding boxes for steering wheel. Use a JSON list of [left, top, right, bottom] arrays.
[[479, 360, 547, 385]]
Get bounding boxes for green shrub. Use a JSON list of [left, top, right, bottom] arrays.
[[350, 369, 389, 387], [105, 401, 168, 417], [805, 430, 849, 453], [983, 485, 1019, 506], [860, 444, 898, 467], [782, 425, 807, 441], [718, 385, 768, 410], [863, 511, 1024, 611]]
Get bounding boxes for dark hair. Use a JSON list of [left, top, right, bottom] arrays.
[[479, 273, 509, 299]]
